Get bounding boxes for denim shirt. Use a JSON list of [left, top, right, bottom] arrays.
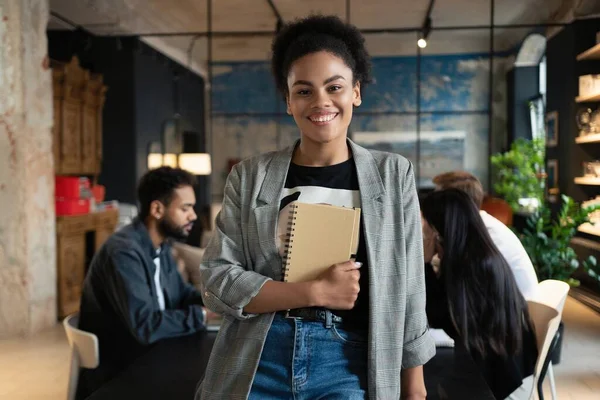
[[77, 218, 206, 398]]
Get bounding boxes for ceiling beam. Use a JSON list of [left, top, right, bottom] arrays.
[[111, 22, 567, 38]]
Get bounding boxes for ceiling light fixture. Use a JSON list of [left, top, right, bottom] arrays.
[[418, 16, 432, 49], [418, 0, 435, 49]]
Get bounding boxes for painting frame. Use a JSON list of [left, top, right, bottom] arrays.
[[545, 111, 558, 147], [352, 130, 466, 188]]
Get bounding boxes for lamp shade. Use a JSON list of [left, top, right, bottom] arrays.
[[162, 153, 178, 168], [147, 153, 178, 169], [147, 153, 164, 170], [178, 153, 212, 175]]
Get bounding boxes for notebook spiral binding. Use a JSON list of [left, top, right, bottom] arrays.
[[282, 203, 299, 282]]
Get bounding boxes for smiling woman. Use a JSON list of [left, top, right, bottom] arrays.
[[197, 15, 435, 400]]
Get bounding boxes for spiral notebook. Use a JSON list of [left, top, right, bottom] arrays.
[[282, 202, 361, 283]]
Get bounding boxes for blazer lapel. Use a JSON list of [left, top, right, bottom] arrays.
[[252, 142, 297, 278], [256, 142, 297, 206], [348, 139, 386, 291], [348, 139, 385, 203]]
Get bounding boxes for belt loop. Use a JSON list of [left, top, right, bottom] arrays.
[[325, 310, 333, 328]]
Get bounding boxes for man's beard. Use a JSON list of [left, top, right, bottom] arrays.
[[158, 217, 191, 241]]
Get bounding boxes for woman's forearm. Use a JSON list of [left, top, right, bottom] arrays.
[[401, 366, 427, 399], [243, 280, 319, 314]]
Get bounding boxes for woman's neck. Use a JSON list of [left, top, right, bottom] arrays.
[[293, 136, 350, 166]]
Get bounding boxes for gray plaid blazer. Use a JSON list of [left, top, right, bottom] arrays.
[[196, 139, 435, 400]]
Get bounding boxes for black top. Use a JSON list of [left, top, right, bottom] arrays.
[[278, 158, 369, 327], [77, 218, 206, 399], [424, 263, 538, 399]]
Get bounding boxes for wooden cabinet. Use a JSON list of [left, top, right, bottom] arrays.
[[56, 209, 118, 318], [52, 57, 106, 176], [57, 234, 85, 317], [52, 57, 113, 318]]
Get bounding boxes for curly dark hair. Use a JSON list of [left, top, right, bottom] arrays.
[[271, 15, 372, 98], [137, 166, 196, 219]]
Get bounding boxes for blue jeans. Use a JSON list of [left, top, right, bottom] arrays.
[[249, 314, 368, 400]]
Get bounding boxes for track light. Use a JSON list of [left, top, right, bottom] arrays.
[[418, 17, 432, 49]]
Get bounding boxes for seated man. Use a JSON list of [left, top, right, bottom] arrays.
[[76, 167, 208, 399], [432, 171, 538, 300]]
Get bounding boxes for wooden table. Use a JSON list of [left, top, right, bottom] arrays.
[[87, 333, 495, 400]]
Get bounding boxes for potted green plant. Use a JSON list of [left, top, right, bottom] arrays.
[[587, 264, 600, 289], [490, 138, 545, 212], [520, 194, 598, 287], [519, 194, 599, 364]]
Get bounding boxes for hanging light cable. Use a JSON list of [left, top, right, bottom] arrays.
[[418, 0, 435, 48]]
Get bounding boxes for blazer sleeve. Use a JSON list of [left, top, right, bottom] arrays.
[[199, 164, 272, 320], [401, 162, 436, 369]]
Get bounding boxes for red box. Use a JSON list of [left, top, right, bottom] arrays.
[[55, 176, 91, 199], [55, 198, 90, 216], [92, 185, 105, 203]]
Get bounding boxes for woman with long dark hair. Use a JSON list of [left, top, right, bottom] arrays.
[[420, 188, 538, 399]]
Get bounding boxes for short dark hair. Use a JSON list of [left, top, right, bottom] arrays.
[[432, 171, 485, 208], [137, 167, 196, 219], [271, 15, 372, 98]]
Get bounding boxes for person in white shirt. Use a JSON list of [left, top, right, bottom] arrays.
[[432, 171, 539, 300]]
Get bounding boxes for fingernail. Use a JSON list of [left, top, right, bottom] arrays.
[[355, 262, 363, 268]]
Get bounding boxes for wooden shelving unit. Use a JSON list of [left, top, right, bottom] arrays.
[[578, 222, 600, 237], [577, 43, 600, 61], [576, 92, 600, 103], [571, 29, 600, 312], [576, 133, 600, 143], [574, 176, 600, 185]]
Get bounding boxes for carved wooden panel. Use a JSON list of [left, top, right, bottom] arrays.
[[81, 105, 97, 174], [56, 209, 118, 318], [95, 228, 112, 252], [95, 86, 106, 174], [95, 209, 118, 250], [60, 100, 82, 174], [57, 234, 85, 318], [52, 68, 64, 174], [52, 99, 61, 172], [56, 214, 93, 236], [51, 57, 106, 176]]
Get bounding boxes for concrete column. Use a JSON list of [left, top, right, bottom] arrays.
[[0, 0, 56, 338]]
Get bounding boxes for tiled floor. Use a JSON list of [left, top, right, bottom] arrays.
[[546, 297, 600, 399], [0, 297, 599, 400]]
